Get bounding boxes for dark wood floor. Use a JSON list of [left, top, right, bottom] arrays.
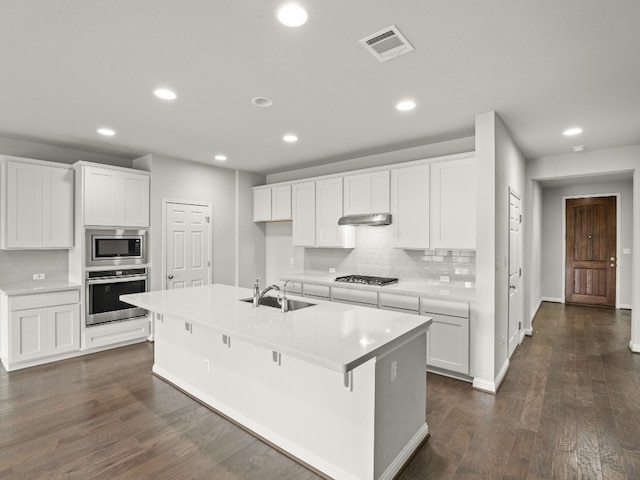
[[1, 302, 638, 479]]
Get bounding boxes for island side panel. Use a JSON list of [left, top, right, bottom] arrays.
[[374, 332, 428, 479], [153, 314, 378, 480]]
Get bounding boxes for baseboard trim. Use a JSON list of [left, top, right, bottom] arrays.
[[524, 328, 534, 337], [630, 341, 640, 353], [494, 358, 510, 392], [541, 296, 563, 303], [472, 377, 496, 394], [619, 304, 632, 310]]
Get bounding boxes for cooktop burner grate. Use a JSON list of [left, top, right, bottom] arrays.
[[334, 274, 399, 286]]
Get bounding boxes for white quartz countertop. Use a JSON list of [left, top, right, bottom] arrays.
[[0, 280, 81, 296], [121, 283, 431, 373], [280, 271, 476, 303]]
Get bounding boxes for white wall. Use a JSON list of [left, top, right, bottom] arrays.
[[540, 181, 633, 307], [526, 145, 640, 352], [134, 154, 266, 292], [474, 112, 526, 392], [524, 180, 543, 329]]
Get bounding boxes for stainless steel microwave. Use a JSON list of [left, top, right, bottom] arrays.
[[86, 229, 148, 267]]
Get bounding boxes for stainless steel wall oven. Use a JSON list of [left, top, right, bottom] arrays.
[[86, 268, 148, 326]]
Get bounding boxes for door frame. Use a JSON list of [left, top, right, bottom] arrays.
[[161, 198, 213, 291], [508, 187, 523, 357], [561, 193, 621, 308]]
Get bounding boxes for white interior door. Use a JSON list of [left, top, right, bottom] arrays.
[[508, 189, 522, 357], [164, 201, 212, 290]]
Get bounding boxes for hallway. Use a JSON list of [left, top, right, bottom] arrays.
[[1, 303, 638, 479]]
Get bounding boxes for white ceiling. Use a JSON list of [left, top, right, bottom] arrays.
[[1, 1, 639, 174]]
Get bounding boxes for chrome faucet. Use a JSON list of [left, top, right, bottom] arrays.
[[258, 284, 280, 304], [253, 276, 281, 308]]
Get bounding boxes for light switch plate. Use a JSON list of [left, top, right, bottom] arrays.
[[33, 273, 45, 280], [623, 248, 631, 255]]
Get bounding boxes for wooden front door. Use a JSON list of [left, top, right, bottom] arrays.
[[565, 196, 616, 306]]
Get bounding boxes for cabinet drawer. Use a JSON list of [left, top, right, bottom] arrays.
[[331, 287, 377, 306], [420, 298, 468, 318], [379, 293, 419, 312], [302, 284, 330, 299], [10, 289, 80, 311]]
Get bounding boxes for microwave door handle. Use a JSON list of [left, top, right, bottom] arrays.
[[86, 276, 147, 285]]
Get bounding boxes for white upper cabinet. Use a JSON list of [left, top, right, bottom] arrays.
[[391, 164, 430, 249], [316, 177, 354, 248], [343, 170, 390, 215], [1, 156, 74, 249], [430, 156, 476, 249], [292, 181, 316, 246], [253, 187, 272, 222], [253, 184, 292, 222], [82, 165, 150, 227], [271, 184, 292, 220]]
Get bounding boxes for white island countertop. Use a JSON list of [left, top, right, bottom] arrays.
[[122, 283, 431, 373]]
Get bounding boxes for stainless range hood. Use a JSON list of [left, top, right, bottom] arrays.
[[337, 213, 392, 226]]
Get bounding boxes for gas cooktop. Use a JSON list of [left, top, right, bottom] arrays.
[[334, 275, 399, 286]]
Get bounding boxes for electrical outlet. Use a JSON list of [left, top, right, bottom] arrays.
[[391, 361, 397, 382], [290, 257, 294, 265], [439, 275, 449, 283], [204, 359, 210, 372], [33, 273, 45, 280], [465, 282, 473, 288], [329, 268, 336, 273]]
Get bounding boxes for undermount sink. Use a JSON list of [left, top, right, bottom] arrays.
[[239, 296, 316, 311]]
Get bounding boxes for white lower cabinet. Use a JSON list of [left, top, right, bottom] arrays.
[[421, 298, 469, 375], [1, 289, 80, 371]]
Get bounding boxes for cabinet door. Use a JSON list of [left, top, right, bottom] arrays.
[[84, 167, 149, 227], [122, 172, 150, 227], [430, 158, 476, 249], [343, 171, 390, 215], [426, 314, 469, 374], [292, 182, 316, 246], [42, 167, 74, 248], [10, 307, 48, 363], [271, 184, 292, 221], [391, 164, 429, 249], [84, 166, 119, 226], [253, 188, 272, 222], [316, 178, 353, 247], [48, 304, 80, 355], [6, 161, 43, 248]]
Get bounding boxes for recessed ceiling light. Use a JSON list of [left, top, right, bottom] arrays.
[[283, 134, 298, 143], [276, 3, 308, 27], [252, 97, 274, 107], [572, 145, 586, 152], [154, 88, 177, 100], [214, 154, 227, 161], [97, 128, 115, 136], [396, 100, 416, 111], [563, 127, 582, 136]]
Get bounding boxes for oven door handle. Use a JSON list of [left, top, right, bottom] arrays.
[[86, 275, 147, 285]]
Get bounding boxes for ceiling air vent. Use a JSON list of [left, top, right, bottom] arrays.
[[359, 25, 414, 62]]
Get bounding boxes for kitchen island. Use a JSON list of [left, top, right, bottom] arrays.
[[122, 284, 432, 480]]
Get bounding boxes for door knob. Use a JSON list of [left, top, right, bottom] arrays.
[[610, 264, 615, 267], [610, 257, 615, 261], [168, 274, 174, 279]]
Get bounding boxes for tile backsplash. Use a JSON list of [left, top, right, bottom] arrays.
[[303, 226, 475, 287]]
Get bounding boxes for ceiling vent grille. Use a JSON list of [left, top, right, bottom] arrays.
[[359, 25, 414, 62]]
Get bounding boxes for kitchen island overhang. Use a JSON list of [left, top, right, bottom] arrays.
[[122, 284, 432, 480]]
